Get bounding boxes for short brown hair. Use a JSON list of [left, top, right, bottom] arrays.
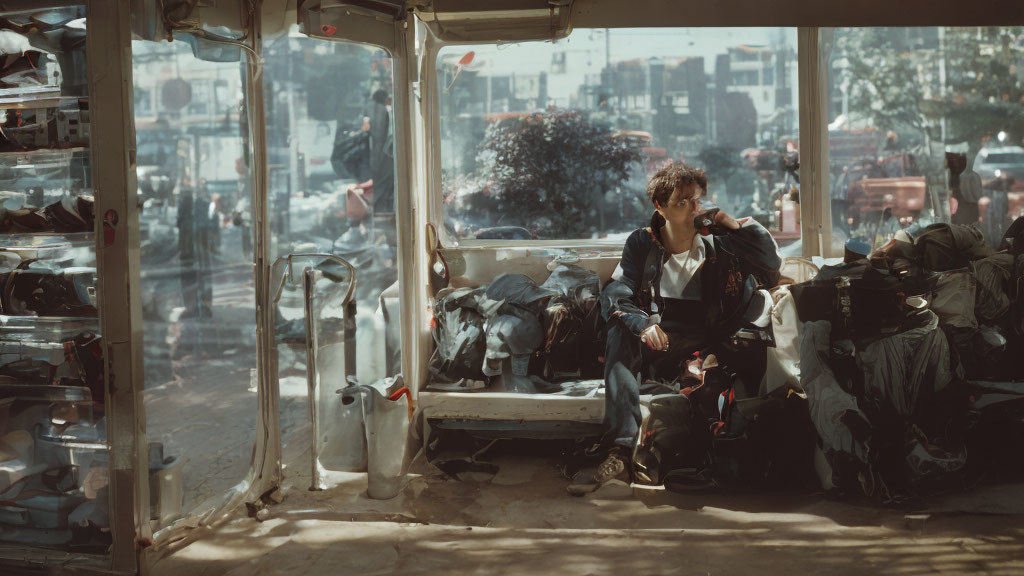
[[646, 162, 707, 207]]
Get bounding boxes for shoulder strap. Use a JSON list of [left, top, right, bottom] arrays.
[[638, 232, 660, 296]]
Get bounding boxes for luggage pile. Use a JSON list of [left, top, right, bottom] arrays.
[[635, 357, 816, 492], [428, 223, 1024, 505], [795, 219, 1024, 503], [428, 261, 607, 392]]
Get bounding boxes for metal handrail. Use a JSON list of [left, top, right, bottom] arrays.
[[270, 252, 357, 491], [271, 252, 357, 306]]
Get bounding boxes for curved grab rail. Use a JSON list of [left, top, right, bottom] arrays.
[[271, 252, 357, 307], [269, 251, 358, 491]]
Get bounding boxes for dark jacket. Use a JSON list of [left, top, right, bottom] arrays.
[[601, 211, 782, 340]]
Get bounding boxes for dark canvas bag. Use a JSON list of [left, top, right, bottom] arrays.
[[540, 264, 607, 378], [1000, 216, 1024, 254], [639, 393, 711, 485], [429, 287, 487, 382], [712, 388, 816, 488], [790, 264, 934, 340], [913, 223, 990, 272]]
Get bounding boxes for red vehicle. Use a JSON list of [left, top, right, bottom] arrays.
[[847, 176, 927, 219]]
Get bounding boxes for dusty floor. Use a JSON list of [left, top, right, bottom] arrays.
[[149, 431, 1024, 576]]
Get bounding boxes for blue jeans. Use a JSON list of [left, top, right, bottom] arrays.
[[601, 320, 706, 450]]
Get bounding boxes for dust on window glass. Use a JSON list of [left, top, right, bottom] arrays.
[[437, 28, 800, 250]]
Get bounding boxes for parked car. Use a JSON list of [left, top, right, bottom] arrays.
[[974, 146, 1024, 191]]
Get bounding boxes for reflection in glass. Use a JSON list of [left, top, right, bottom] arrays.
[[132, 39, 257, 528], [262, 31, 401, 462]]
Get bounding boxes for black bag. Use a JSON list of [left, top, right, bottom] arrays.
[[330, 129, 370, 181], [1011, 253, 1024, 336], [913, 223, 991, 271], [965, 381, 1024, 482], [0, 261, 96, 317], [541, 291, 607, 379], [429, 287, 487, 382], [638, 393, 712, 485], [1002, 216, 1024, 254], [712, 389, 817, 489], [536, 264, 606, 379], [791, 264, 935, 340]]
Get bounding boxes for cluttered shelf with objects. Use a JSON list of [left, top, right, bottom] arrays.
[[424, 212, 1024, 502], [0, 6, 114, 554]]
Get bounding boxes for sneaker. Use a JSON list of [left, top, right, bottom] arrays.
[[566, 469, 600, 497], [594, 448, 630, 485], [565, 448, 631, 496]]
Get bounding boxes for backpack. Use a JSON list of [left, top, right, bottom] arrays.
[[1000, 216, 1024, 254], [539, 264, 607, 379], [638, 392, 711, 485], [912, 223, 991, 272], [429, 287, 487, 382], [1010, 253, 1024, 336], [330, 129, 370, 181], [712, 388, 817, 489], [790, 263, 936, 341]]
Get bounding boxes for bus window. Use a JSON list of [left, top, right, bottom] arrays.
[[828, 27, 1024, 253], [436, 28, 800, 251]]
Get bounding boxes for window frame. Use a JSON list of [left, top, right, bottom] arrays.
[[423, 27, 812, 252], [422, 7, 1024, 258]]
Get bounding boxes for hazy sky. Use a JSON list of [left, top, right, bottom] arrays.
[[439, 27, 797, 107], [441, 27, 795, 77]]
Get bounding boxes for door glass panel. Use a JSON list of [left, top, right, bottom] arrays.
[[0, 6, 109, 554], [132, 39, 258, 529], [828, 27, 1024, 253], [263, 29, 401, 463]]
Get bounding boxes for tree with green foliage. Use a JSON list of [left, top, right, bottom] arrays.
[[470, 110, 641, 238], [697, 144, 741, 199], [835, 26, 1024, 154], [931, 27, 1024, 151], [834, 28, 928, 141]]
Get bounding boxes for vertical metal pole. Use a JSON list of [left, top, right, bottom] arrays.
[[798, 27, 833, 258], [344, 295, 358, 383], [303, 267, 325, 491], [393, 21, 424, 397], [246, 0, 283, 502], [938, 26, 947, 143], [87, 0, 150, 572]]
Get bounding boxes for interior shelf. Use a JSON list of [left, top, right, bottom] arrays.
[[0, 89, 85, 110], [0, 315, 98, 342], [0, 146, 88, 159], [0, 232, 94, 244]]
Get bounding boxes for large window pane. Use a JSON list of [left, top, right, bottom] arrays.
[[438, 28, 800, 250], [132, 40, 258, 528], [828, 27, 1024, 253], [263, 31, 401, 462]]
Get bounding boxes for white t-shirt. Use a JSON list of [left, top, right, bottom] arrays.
[[659, 236, 705, 298]]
